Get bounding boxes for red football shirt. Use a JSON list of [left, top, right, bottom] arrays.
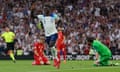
[[34, 42, 44, 56], [57, 31, 64, 44]]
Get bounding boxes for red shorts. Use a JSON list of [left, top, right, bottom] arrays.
[[56, 43, 66, 51], [33, 55, 49, 63], [33, 55, 41, 64], [41, 56, 49, 63]]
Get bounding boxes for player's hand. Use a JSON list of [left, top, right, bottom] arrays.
[[94, 60, 99, 65], [39, 57, 42, 60], [40, 61, 44, 65]]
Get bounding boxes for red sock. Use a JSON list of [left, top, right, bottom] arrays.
[[57, 51, 60, 60], [53, 58, 57, 66], [63, 48, 66, 60]]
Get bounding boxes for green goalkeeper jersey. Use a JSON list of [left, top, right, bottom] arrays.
[[92, 40, 112, 56]]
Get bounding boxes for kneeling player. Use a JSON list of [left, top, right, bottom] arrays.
[[87, 36, 120, 66], [32, 37, 50, 65], [86, 37, 112, 66]]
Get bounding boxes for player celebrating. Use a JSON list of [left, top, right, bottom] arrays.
[[86, 36, 112, 66], [32, 37, 50, 65], [56, 27, 66, 64], [37, 7, 60, 68]]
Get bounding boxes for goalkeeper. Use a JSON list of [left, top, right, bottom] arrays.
[[86, 37, 112, 66]]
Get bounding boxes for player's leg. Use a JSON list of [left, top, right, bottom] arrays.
[[7, 43, 16, 63], [46, 35, 57, 65], [56, 44, 61, 63], [46, 36, 56, 59], [50, 42, 57, 60], [57, 50, 61, 63], [49, 34, 60, 68], [32, 55, 40, 65], [62, 44, 66, 63], [9, 50, 15, 62], [50, 41, 59, 66], [99, 55, 111, 66], [42, 55, 50, 65]]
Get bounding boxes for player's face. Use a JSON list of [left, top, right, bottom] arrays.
[[5, 27, 10, 32], [40, 38, 45, 43], [57, 27, 63, 31]]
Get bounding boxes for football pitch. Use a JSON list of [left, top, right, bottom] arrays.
[[0, 60, 120, 72]]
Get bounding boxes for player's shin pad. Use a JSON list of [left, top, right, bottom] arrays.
[[10, 52, 15, 61], [51, 46, 57, 59]]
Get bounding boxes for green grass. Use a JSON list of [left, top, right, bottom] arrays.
[[0, 60, 120, 72]]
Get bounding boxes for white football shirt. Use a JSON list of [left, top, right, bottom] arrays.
[[37, 14, 58, 36]]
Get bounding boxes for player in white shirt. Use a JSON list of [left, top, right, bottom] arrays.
[[37, 8, 60, 68]]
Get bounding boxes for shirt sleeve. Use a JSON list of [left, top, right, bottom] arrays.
[[11, 32, 15, 37], [1, 33, 5, 38], [34, 43, 37, 50], [93, 43, 101, 54], [51, 13, 59, 20], [37, 14, 44, 21]]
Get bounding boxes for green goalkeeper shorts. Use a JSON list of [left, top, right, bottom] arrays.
[[99, 55, 111, 66]]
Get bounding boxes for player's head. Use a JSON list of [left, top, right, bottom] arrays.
[[5, 26, 10, 32], [43, 7, 51, 16], [86, 36, 95, 44], [57, 27, 64, 31], [39, 36, 45, 43], [37, 9, 43, 15]]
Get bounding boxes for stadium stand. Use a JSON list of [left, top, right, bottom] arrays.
[[0, 0, 119, 58]]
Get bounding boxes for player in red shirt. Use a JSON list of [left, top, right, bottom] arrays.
[[56, 27, 66, 65], [32, 37, 50, 65]]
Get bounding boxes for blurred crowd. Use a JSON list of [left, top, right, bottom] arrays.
[[0, 0, 120, 56]]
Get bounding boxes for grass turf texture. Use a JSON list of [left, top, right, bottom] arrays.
[[0, 60, 120, 72]]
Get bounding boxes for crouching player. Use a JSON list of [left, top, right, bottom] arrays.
[[86, 36, 112, 66], [86, 36, 119, 66], [32, 37, 50, 65], [56, 27, 66, 64]]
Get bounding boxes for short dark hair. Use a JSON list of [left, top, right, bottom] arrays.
[[44, 7, 51, 16], [86, 36, 95, 43]]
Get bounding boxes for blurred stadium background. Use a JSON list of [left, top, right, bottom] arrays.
[[0, 0, 120, 60]]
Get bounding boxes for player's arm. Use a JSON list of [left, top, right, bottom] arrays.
[[95, 52, 99, 60], [91, 46, 100, 63], [36, 21, 44, 30], [34, 46, 39, 56], [52, 13, 60, 24], [34, 50, 39, 56], [11, 32, 15, 40], [92, 44, 102, 59], [36, 15, 44, 30], [63, 35, 66, 42], [92, 44, 99, 53], [40, 45, 45, 56], [62, 31, 66, 44], [1, 33, 4, 38], [1, 33, 5, 42], [61, 35, 65, 44]]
